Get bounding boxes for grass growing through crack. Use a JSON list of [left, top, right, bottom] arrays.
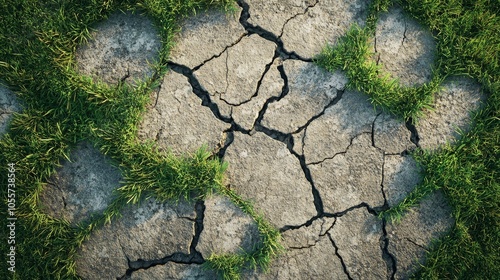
[[316, 0, 499, 278], [0, 0, 282, 279]]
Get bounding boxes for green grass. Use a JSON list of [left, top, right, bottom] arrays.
[[316, 0, 499, 278], [0, 0, 281, 279]]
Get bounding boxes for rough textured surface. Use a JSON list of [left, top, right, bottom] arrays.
[[0, 84, 20, 136], [417, 77, 485, 150], [374, 113, 416, 154], [195, 34, 276, 106], [309, 133, 385, 213], [76, 198, 195, 280], [197, 195, 260, 257], [301, 89, 377, 164], [76, 11, 161, 85], [383, 154, 423, 207], [373, 6, 436, 86], [387, 191, 454, 280], [262, 60, 346, 133], [281, 0, 370, 58], [169, 8, 245, 69], [138, 70, 230, 155], [130, 263, 217, 280], [224, 132, 316, 228], [39, 142, 121, 225], [330, 208, 387, 279]]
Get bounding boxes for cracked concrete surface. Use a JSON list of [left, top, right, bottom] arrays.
[[0, 84, 20, 136], [68, 2, 486, 279]]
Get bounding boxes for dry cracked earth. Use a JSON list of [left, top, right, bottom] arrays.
[[0, 1, 487, 279]]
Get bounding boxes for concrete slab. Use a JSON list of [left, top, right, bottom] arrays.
[[0, 84, 20, 136]]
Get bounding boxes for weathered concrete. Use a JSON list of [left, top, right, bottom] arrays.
[[39, 142, 122, 225], [76, 11, 161, 85], [194, 33, 277, 119], [197, 195, 260, 257], [245, 218, 347, 279], [131, 263, 217, 280], [417, 77, 485, 150], [309, 133, 385, 213], [301, 89, 377, 164], [374, 112, 416, 154], [246, 0, 316, 36], [224, 132, 316, 228], [261, 60, 346, 133], [169, 7, 245, 69], [383, 154, 423, 207], [76, 198, 195, 280], [373, 6, 436, 86], [387, 191, 454, 279], [0, 84, 19, 136], [137, 70, 230, 155], [330, 208, 387, 279], [281, 0, 370, 58]]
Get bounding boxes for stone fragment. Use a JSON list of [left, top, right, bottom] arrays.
[[76, 11, 161, 85], [383, 154, 423, 207], [281, 0, 370, 58], [246, 0, 316, 36], [230, 58, 284, 130], [374, 6, 436, 86], [417, 77, 485, 150], [244, 218, 342, 279], [261, 60, 346, 133], [76, 198, 195, 280], [130, 263, 217, 280], [309, 133, 385, 213], [195, 34, 276, 118], [39, 142, 121, 225], [0, 85, 20, 136], [138, 70, 230, 155], [374, 113, 415, 154], [197, 195, 260, 257], [224, 132, 316, 228], [330, 208, 387, 279], [169, 7, 245, 69], [302, 89, 377, 164], [387, 191, 453, 279]]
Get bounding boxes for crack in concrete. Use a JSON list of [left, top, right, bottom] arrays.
[[278, 0, 319, 39], [381, 219, 397, 280], [307, 131, 372, 166], [380, 153, 390, 211], [191, 33, 247, 72], [118, 200, 206, 279], [237, 0, 312, 62], [288, 218, 335, 250], [214, 129, 234, 159], [406, 238, 427, 250], [327, 231, 354, 280], [401, 20, 408, 47], [405, 118, 420, 148]]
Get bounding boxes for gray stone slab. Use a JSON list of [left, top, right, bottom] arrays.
[[309, 133, 385, 213], [301, 89, 378, 164], [0, 84, 20, 136], [39, 142, 121, 225], [197, 195, 260, 258], [261, 60, 346, 133], [330, 208, 387, 279], [169, 8, 245, 69], [76, 11, 161, 85], [387, 191, 453, 280], [138, 70, 230, 155], [130, 263, 217, 280], [281, 0, 370, 58], [417, 77, 485, 150], [246, 0, 316, 36], [76, 198, 195, 280], [224, 132, 316, 228], [374, 6, 436, 86], [374, 112, 415, 154], [194, 33, 276, 117]]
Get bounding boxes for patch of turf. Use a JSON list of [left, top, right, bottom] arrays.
[[1, 0, 281, 279], [316, 0, 499, 278]]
